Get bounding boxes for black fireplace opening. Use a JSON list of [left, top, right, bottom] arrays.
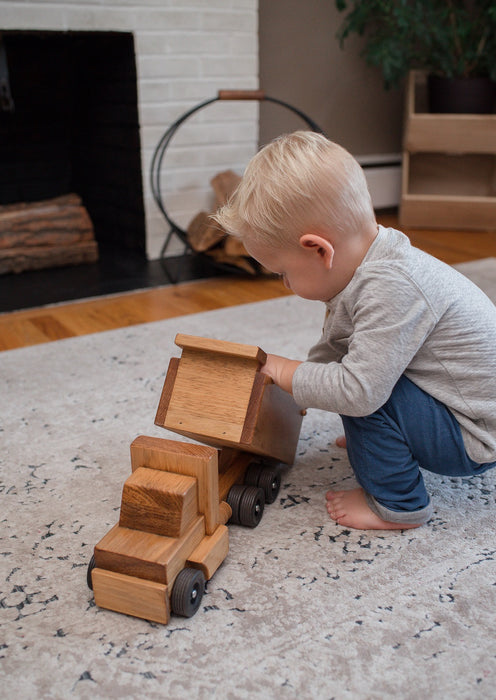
[[0, 30, 227, 312], [1, 30, 147, 254], [1, 30, 155, 311]]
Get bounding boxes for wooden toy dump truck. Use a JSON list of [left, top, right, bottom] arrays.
[[87, 334, 304, 624]]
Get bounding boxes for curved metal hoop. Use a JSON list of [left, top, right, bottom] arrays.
[[150, 90, 324, 265]]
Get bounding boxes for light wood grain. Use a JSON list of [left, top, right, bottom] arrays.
[[156, 337, 303, 462], [401, 72, 496, 230], [175, 333, 266, 363], [163, 349, 259, 444], [94, 517, 205, 585], [187, 524, 229, 580], [217, 452, 253, 502], [119, 467, 198, 538], [154, 358, 180, 428], [404, 72, 496, 154], [0, 276, 291, 352], [92, 568, 170, 624], [130, 436, 220, 536]]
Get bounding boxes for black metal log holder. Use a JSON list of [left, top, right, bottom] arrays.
[[150, 89, 324, 284]]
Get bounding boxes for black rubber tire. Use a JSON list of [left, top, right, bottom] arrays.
[[257, 468, 281, 504], [227, 484, 245, 525], [87, 554, 96, 590], [244, 463, 281, 504], [238, 486, 265, 527], [244, 462, 263, 487], [171, 568, 205, 618]]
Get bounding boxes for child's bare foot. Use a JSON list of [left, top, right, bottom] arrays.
[[325, 488, 422, 530], [335, 435, 347, 448]]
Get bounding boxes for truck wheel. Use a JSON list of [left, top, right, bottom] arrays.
[[226, 484, 244, 525], [87, 554, 96, 590], [228, 484, 265, 527], [239, 486, 265, 527], [244, 463, 281, 504], [171, 568, 205, 618]]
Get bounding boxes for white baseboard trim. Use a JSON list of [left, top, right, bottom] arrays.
[[358, 154, 402, 210]]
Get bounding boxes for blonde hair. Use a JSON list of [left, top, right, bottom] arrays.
[[214, 131, 375, 247]]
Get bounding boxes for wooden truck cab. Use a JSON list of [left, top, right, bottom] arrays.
[[88, 335, 304, 624]]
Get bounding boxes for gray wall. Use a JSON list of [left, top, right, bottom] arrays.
[[259, 0, 404, 157]]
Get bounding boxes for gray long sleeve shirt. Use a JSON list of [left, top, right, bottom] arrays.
[[292, 225, 496, 464]]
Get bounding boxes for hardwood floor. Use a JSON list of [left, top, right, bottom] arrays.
[[1, 213, 495, 352], [0, 276, 292, 352]]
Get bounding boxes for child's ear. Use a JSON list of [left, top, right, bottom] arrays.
[[299, 233, 334, 269]]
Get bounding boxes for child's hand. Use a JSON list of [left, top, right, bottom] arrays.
[[261, 354, 302, 394]]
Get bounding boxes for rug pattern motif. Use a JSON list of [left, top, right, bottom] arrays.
[[1, 259, 496, 698]]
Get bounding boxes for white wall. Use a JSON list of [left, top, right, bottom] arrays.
[[0, 0, 259, 258]]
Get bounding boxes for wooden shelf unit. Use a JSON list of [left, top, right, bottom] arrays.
[[400, 71, 496, 230]]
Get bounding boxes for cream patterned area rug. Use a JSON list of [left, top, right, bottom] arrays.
[[2, 258, 496, 699]]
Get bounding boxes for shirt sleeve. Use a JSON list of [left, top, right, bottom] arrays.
[[304, 309, 342, 364], [292, 268, 439, 415]]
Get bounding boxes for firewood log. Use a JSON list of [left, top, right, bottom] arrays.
[[0, 194, 98, 274]]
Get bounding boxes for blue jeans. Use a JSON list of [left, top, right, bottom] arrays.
[[340, 375, 496, 524]]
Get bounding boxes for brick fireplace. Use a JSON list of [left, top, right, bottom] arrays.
[[0, 0, 259, 262]]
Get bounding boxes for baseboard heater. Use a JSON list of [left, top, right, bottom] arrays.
[[358, 154, 402, 210]]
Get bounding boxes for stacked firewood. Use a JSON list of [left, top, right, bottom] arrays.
[[0, 194, 98, 274], [186, 170, 266, 275]]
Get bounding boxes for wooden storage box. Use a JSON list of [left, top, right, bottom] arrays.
[[400, 71, 496, 230], [155, 334, 304, 464]]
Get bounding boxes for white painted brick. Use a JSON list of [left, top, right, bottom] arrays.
[[137, 80, 172, 103], [142, 143, 255, 176], [201, 55, 258, 79], [147, 147, 206, 171], [149, 33, 227, 56], [170, 123, 258, 148], [157, 189, 215, 220], [137, 9, 202, 32], [137, 55, 200, 80], [149, 100, 258, 126], [163, 174, 216, 196], [0, 6, 67, 30], [200, 10, 257, 33], [168, 80, 259, 101], [139, 103, 197, 127], [198, 143, 257, 167], [3, 0, 258, 260], [200, 101, 259, 123], [228, 33, 258, 55], [141, 118, 257, 151]]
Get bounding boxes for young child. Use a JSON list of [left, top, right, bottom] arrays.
[[214, 130, 496, 530]]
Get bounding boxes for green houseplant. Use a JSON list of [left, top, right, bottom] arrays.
[[335, 0, 496, 112]]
